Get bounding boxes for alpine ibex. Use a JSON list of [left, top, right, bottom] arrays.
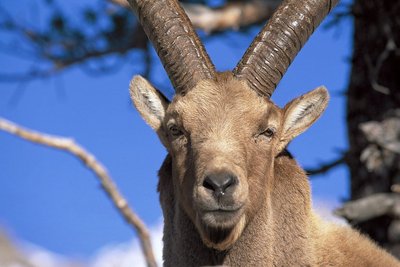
[[127, 0, 400, 266]]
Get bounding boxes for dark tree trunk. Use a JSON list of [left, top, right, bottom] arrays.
[[346, 0, 400, 257]]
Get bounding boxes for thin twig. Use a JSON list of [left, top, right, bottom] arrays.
[[305, 155, 346, 176], [364, 32, 397, 95], [0, 117, 157, 267]]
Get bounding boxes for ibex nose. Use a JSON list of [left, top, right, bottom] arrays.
[[203, 172, 237, 197]]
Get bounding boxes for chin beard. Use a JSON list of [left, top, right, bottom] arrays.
[[197, 215, 246, 251]]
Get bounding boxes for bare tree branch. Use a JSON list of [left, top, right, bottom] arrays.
[[182, 0, 280, 33], [0, 27, 148, 83], [392, 184, 400, 193], [0, 3, 149, 83], [365, 29, 398, 95], [109, 0, 130, 9], [109, 0, 280, 33], [0, 69, 59, 83], [334, 193, 400, 224], [0, 117, 157, 267], [0, 0, 279, 84], [305, 154, 346, 176]]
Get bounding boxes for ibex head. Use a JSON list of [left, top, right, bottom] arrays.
[[128, 0, 336, 250]]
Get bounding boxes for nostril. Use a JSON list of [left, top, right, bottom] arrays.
[[202, 173, 237, 195], [203, 176, 216, 191], [221, 175, 235, 191]]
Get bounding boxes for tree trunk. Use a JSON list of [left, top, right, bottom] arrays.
[[346, 0, 400, 257]]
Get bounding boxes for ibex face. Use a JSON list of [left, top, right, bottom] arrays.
[[128, 0, 336, 252], [130, 72, 328, 250]]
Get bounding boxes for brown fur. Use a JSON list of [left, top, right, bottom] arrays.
[[159, 152, 400, 266], [130, 72, 399, 266]]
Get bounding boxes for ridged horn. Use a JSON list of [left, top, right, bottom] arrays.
[[233, 0, 339, 98], [127, 0, 216, 94]]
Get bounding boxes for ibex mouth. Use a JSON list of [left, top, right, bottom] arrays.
[[204, 206, 243, 214], [204, 208, 241, 219], [200, 205, 244, 229]]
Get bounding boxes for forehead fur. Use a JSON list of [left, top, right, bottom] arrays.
[[168, 72, 281, 127]]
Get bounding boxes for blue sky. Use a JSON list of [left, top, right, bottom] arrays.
[[0, 0, 353, 260]]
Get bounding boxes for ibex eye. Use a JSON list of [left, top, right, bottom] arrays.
[[261, 128, 275, 138], [169, 125, 183, 137]]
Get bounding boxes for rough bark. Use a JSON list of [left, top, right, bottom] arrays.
[[345, 0, 400, 257]]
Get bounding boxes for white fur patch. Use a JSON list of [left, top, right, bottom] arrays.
[[285, 97, 322, 132], [283, 86, 329, 137], [137, 84, 165, 121], [129, 76, 168, 131]]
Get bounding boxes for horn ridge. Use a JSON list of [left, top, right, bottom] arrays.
[[234, 0, 339, 98], [128, 0, 216, 94]]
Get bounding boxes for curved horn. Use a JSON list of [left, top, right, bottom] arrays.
[[127, 0, 216, 94], [233, 0, 339, 98]]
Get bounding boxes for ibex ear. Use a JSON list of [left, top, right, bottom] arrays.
[[278, 86, 329, 150], [130, 75, 170, 147]]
